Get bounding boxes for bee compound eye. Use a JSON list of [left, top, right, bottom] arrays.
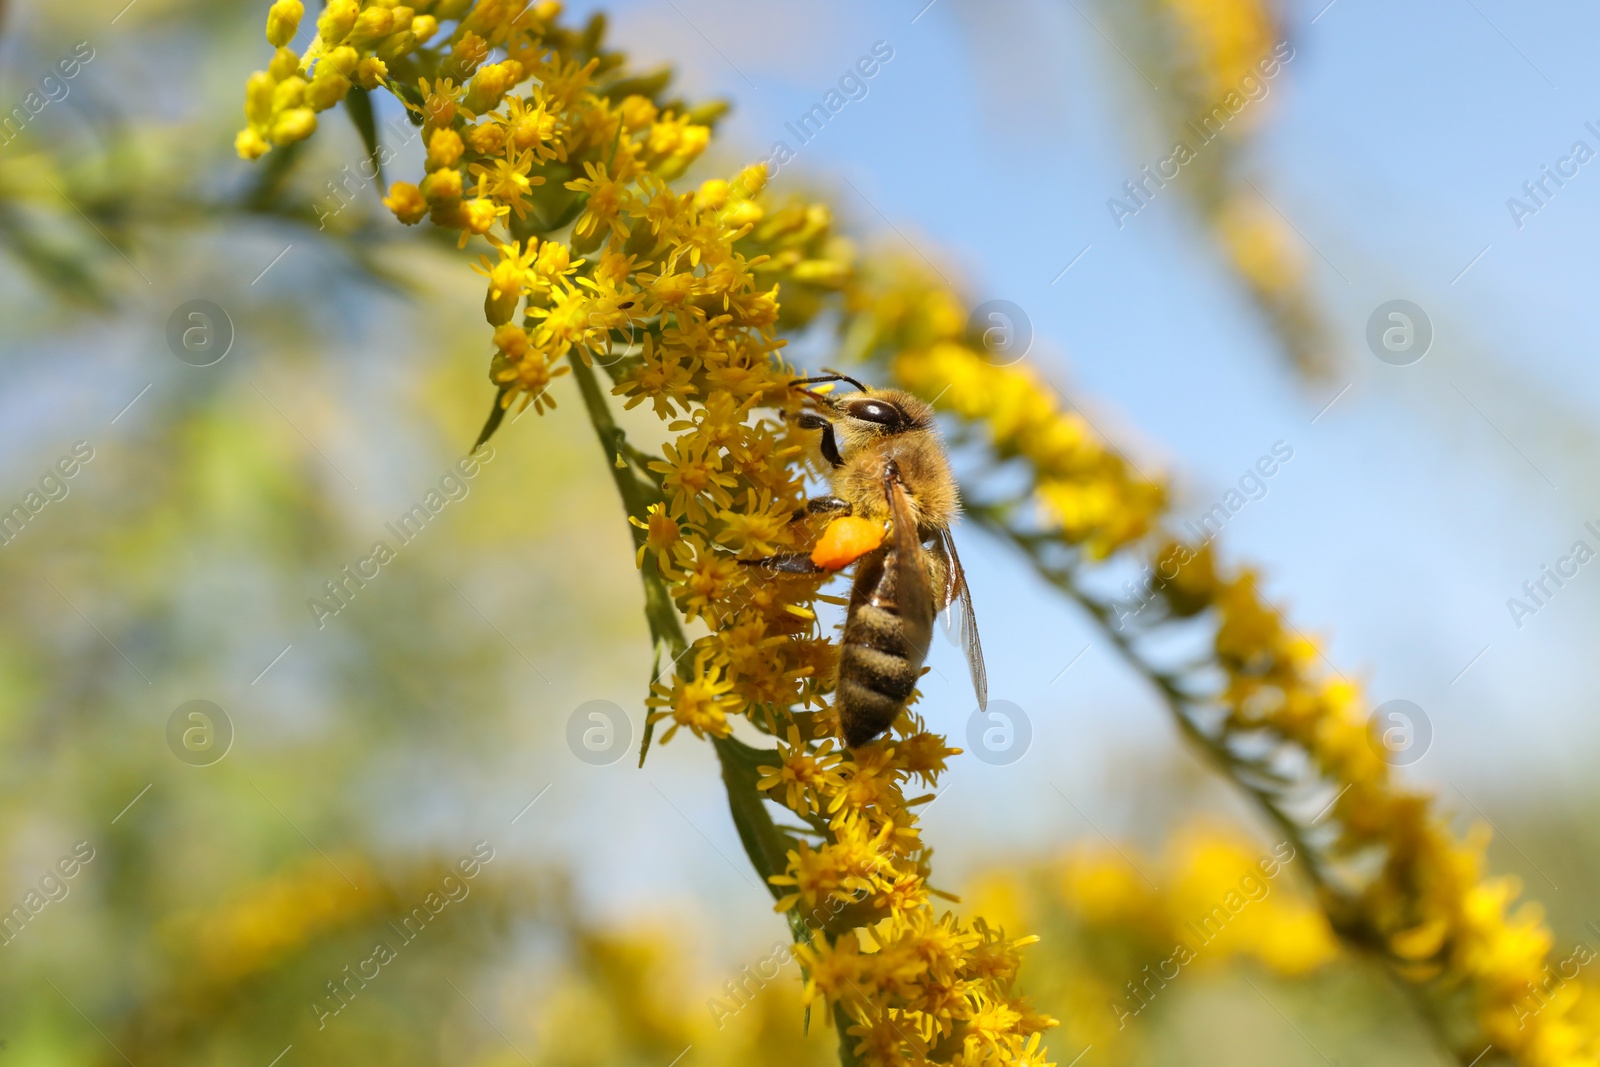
[[852, 400, 898, 426]]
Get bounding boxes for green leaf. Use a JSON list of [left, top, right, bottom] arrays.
[[713, 735, 794, 900], [597, 67, 673, 104], [345, 85, 384, 194], [472, 388, 511, 452]]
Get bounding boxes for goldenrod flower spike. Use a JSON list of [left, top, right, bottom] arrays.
[[236, 5, 1053, 1060]]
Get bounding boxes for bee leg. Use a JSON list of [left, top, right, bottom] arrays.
[[739, 553, 826, 575], [795, 413, 844, 468], [790, 496, 852, 523]]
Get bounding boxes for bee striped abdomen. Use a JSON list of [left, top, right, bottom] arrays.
[[837, 547, 925, 746]]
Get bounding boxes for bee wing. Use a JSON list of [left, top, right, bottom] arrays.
[[936, 530, 988, 712], [886, 474, 935, 664]]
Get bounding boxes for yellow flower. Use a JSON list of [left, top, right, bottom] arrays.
[[468, 148, 544, 220], [565, 160, 633, 242], [758, 727, 844, 817], [473, 239, 537, 324], [649, 436, 737, 525], [628, 502, 681, 569], [645, 649, 739, 743]]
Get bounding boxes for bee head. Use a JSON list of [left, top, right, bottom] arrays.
[[791, 376, 938, 466]]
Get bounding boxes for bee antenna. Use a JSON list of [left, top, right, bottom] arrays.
[[791, 371, 870, 393]]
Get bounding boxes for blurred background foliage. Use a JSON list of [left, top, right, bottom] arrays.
[[2, 0, 1597, 1064]]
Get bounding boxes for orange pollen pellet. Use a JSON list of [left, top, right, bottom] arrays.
[[810, 516, 885, 571]]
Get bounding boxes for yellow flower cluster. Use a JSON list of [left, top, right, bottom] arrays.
[[839, 258, 1596, 1064], [1133, 0, 1330, 376], [1207, 570, 1600, 1065], [238, 4, 1053, 1064], [179, 854, 378, 986], [969, 826, 1339, 1065]]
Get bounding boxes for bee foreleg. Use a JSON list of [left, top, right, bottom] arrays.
[[790, 496, 852, 523], [795, 412, 843, 468], [739, 553, 827, 575]]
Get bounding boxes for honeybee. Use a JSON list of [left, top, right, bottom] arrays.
[[748, 373, 987, 746]]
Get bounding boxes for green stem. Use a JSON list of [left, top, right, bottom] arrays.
[[569, 351, 828, 1026], [567, 351, 685, 764]]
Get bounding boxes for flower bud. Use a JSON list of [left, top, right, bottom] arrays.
[[447, 31, 488, 79], [493, 323, 530, 356], [619, 95, 657, 132], [694, 179, 729, 212], [485, 272, 523, 325], [732, 163, 767, 199], [317, 0, 359, 45], [349, 7, 394, 47], [307, 68, 351, 110], [271, 76, 308, 112], [426, 128, 464, 171], [410, 15, 439, 43], [268, 46, 300, 81], [791, 260, 849, 287], [235, 126, 271, 160], [377, 30, 417, 62], [268, 107, 317, 145], [383, 181, 428, 225], [244, 71, 277, 125], [464, 60, 522, 113], [721, 199, 763, 228], [327, 46, 359, 77], [355, 56, 388, 89], [420, 168, 463, 204], [463, 121, 506, 155], [266, 0, 304, 47]]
